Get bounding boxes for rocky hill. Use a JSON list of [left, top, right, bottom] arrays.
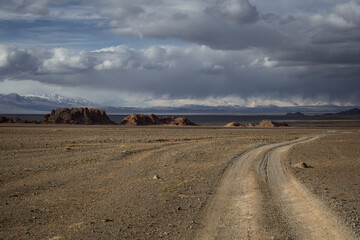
[[0, 116, 38, 124], [258, 119, 288, 127], [120, 114, 197, 126], [224, 122, 255, 127], [41, 108, 116, 125], [330, 108, 360, 116], [224, 120, 288, 127]]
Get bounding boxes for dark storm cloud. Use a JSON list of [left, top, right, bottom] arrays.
[[205, 0, 259, 24], [0, 0, 359, 105], [0, 45, 41, 75], [1, 43, 359, 104]]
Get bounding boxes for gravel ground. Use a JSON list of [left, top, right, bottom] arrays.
[[1, 124, 358, 239], [286, 129, 360, 237]]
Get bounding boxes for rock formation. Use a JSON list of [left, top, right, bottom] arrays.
[[224, 122, 255, 127], [0, 116, 38, 124], [164, 116, 197, 126], [41, 108, 115, 125], [258, 119, 288, 127], [120, 114, 197, 126], [0, 116, 10, 123], [224, 120, 288, 127]]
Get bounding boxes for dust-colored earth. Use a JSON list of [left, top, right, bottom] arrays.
[[287, 130, 360, 237], [0, 123, 359, 239]]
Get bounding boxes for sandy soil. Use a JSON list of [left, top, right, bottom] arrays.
[[0, 124, 359, 239]]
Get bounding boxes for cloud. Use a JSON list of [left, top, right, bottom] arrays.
[[0, 44, 40, 75], [0, 0, 359, 106], [15, 0, 49, 16], [101, 0, 284, 50], [0, 43, 359, 106], [98, 5, 144, 20], [205, 0, 259, 24]]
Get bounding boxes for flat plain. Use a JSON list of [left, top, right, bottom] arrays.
[[0, 122, 359, 239]]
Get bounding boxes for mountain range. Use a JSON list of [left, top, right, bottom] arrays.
[[0, 93, 359, 115], [0, 93, 97, 113]]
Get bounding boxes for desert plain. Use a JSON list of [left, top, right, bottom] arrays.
[[0, 122, 359, 239]]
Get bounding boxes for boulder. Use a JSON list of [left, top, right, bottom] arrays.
[[41, 108, 116, 125], [292, 162, 312, 169]]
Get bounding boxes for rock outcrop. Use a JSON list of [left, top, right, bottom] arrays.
[[258, 119, 288, 127], [0, 116, 38, 124], [120, 114, 197, 126], [224, 122, 255, 127], [224, 120, 288, 127], [164, 116, 197, 126], [0, 116, 10, 123], [41, 108, 115, 125]]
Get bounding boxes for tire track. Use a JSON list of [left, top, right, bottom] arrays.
[[195, 134, 356, 240], [261, 137, 356, 240]]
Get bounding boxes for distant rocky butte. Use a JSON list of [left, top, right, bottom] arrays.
[[224, 120, 288, 127], [120, 114, 197, 126], [41, 108, 116, 125]]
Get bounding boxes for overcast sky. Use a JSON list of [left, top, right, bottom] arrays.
[[0, 0, 359, 107]]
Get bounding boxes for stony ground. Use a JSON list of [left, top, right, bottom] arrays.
[[0, 124, 358, 239], [287, 129, 360, 237]]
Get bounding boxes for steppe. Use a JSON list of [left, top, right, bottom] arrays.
[[0, 122, 359, 239]]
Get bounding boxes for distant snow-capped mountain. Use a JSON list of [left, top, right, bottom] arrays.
[[24, 94, 93, 106], [1, 93, 359, 115], [0, 93, 97, 113]]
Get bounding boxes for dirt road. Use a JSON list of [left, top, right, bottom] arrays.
[[195, 134, 357, 240], [2, 126, 358, 239]]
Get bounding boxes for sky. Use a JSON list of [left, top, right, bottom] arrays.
[[0, 0, 359, 107]]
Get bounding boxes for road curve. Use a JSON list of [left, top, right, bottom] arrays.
[[194, 135, 356, 240]]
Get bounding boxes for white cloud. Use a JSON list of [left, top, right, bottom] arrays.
[[333, 1, 360, 26], [40, 48, 91, 73], [0, 44, 8, 67], [301, 1, 360, 31], [310, 13, 355, 30], [263, 57, 278, 68]]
